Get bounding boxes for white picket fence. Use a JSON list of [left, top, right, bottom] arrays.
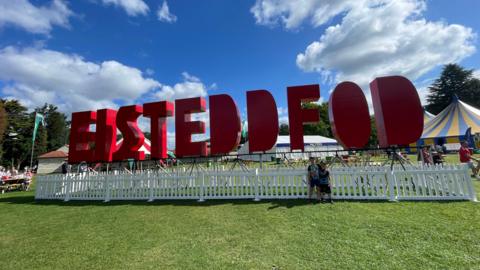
[[35, 165, 478, 202]]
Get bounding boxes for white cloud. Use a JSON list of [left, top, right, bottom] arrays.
[[154, 72, 208, 101], [277, 106, 289, 124], [251, 0, 363, 30], [474, 70, 480, 80], [296, 0, 476, 90], [102, 0, 149, 16], [145, 68, 155, 76], [157, 1, 177, 23], [252, 0, 476, 113], [0, 0, 73, 34], [0, 46, 160, 113]]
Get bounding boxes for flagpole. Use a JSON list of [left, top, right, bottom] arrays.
[[30, 139, 35, 169], [30, 112, 37, 170]]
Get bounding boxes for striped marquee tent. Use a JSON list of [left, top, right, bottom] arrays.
[[424, 109, 435, 123], [411, 96, 480, 151]]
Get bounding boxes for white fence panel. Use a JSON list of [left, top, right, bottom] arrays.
[[392, 164, 475, 201], [34, 165, 477, 202]]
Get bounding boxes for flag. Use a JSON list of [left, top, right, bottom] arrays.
[[32, 113, 45, 143], [241, 120, 248, 140], [465, 127, 475, 148]]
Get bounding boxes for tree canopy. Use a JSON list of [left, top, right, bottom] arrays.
[[0, 100, 69, 169], [425, 63, 480, 114]]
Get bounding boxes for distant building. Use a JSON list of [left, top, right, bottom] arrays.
[[238, 135, 343, 161], [37, 145, 68, 174]]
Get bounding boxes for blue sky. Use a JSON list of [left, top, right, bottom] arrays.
[[0, 0, 479, 129]]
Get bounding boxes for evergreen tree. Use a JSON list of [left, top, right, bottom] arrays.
[[426, 64, 480, 114], [1, 100, 32, 169], [45, 105, 68, 150], [0, 102, 7, 157], [279, 123, 289, 135], [33, 104, 68, 151]]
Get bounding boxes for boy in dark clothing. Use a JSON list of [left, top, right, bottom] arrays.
[[318, 162, 333, 203]]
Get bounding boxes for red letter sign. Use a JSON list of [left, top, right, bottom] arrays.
[[247, 90, 278, 152], [370, 76, 423, 147], [209, 94, 241, 155], [95, 109, 117, 162], [329, 82, 371, 148], [287, 84, 320, 151], [113, 105, 145, 161], [143, 101, 174, 159], [175, 97, 208, 157], [68, 111, 97, 163]]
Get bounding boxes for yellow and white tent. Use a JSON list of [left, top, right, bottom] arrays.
[[422, 97, 480, 140], [424, 110, 435, 123], [409, 97, 480, 152]]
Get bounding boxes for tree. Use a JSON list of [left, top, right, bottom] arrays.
[[1, 100, 32, 169], [301, 102, 332, 137], [0, 102, 7, 157], [279, 123, 289, 135], [368, 117, 378, 147], [32, 103, 68, 153], [426, 64, 480, 114], [43, 104, 68, 151]]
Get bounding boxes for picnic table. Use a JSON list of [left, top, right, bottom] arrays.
[[0, 176, 29, 193]]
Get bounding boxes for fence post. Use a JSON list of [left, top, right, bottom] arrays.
[[148, 173, 154, 202], [198, 173, 205, 202], [104, 174, 111, 203], [64, 174, 71, 202], [254, 169, 260, 201], [463, 166, 478, 202], [387, 167, 397, 202]]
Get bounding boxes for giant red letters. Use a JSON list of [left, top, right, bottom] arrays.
[[209, 94, 242, 155], [329, 82, 371, 148], [143, 101, 174, 159], [287, 85, 320, 151], [113, 105, 145, 161], [67, 75, 425, 163], [371, 76, 423, 147], [95, 109, 117, 162], [247, 90, 279, 152], [69, 111, 97, 163], [175, 97, 208, 157]]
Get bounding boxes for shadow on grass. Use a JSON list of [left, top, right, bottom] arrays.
[[0, 192, 468, 210]]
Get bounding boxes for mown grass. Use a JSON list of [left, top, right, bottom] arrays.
[[0, 179, 479, 270]]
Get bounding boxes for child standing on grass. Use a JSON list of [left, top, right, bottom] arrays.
[[307, 157, 321, 202], [318, 161, 333, 204]]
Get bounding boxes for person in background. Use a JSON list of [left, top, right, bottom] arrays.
[[307, 157, 322, 202], [421, 146, 433, 165], [459, 141, 479, 177], [318, 161, 333, 203], [61, 161, 68, 174], [24, 169, 33, 191], [79, 161, 88, 174]]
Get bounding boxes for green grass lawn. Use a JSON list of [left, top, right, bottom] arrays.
[[0, 178, 479, 270]]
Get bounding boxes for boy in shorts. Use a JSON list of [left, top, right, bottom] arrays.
[[318, 161, 333, 203]]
